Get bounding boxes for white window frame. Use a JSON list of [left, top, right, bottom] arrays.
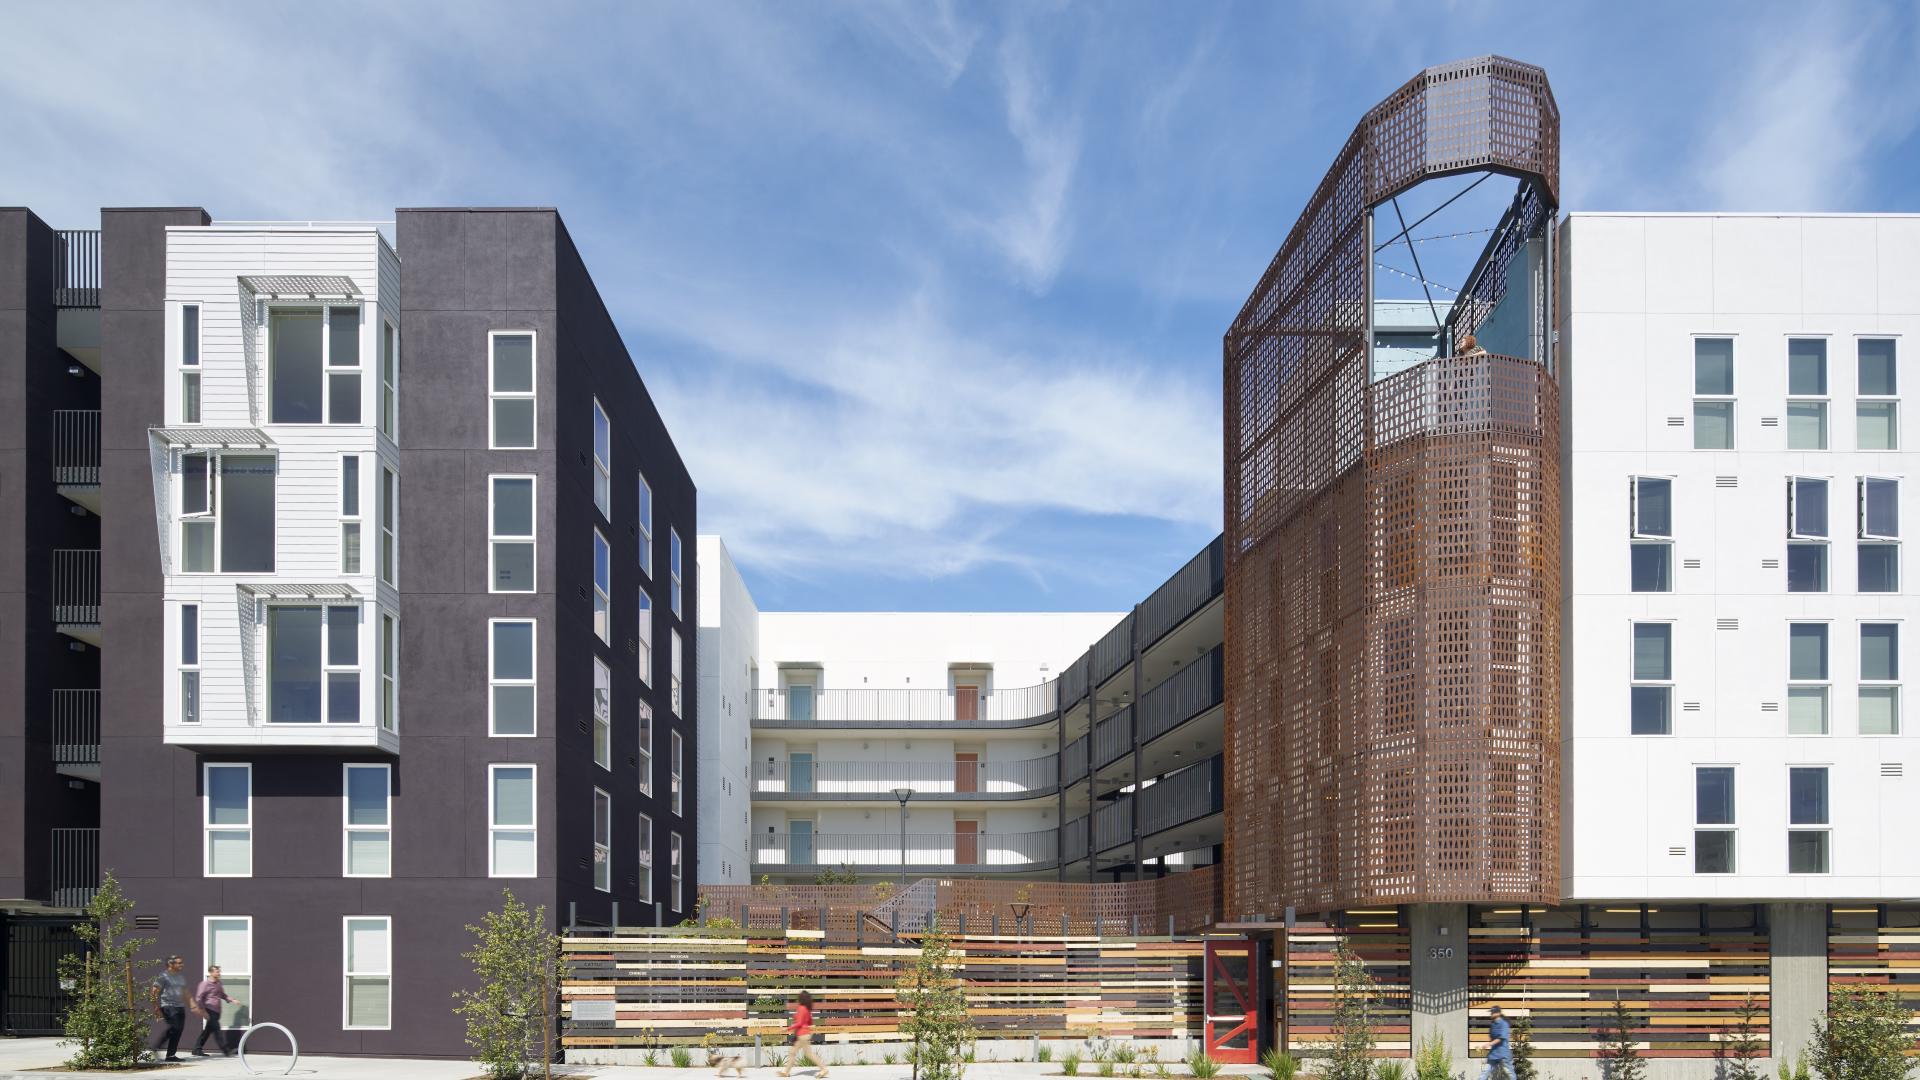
[[670, 629, 683, 718], [175, 449, 277, 575], [670, 729, 684, 817], [265, 302, 362, 426], [592, 398, 611, 520], [203, 762, 252, 878], [637, 702, 654, 797], [1860, 476, 1901, 541], [488, 763, 537, 879], [340, 454, 363, 575], [1692, 335, 1735, 450], [1629, 621, 1674, 737], [1789, 476, 1831, 539], [488, 618, 537, 738], [1630, 476, 1673, 538], [324, 305, 364, 426], [262, 603, 362, 726], [1786, 764, 1832, 874], [488, 475, 537, 594], [1856, 337, 1898, 451], [670, 529, 683, 618], [638, 474, 654, 578], [593, 788, 612, 893], [378, 614, 398, 733], [1860, 620, 1901, 736], [487, 330, 537, 450], [669, 831, 683, 913], [341, 915, 392, 1031], [1786, 336, 1830, 451], [1693, 765, 1736, 875], [380, 318, 398, 440], [379, 466, 397, 587], [178, 302, 202, 425], [637, 589, 653, 686], [593, 657, 612, 770], [1788, 621, 1831, 736], [342, 763, 392, 878], [593, 529, 611, 645], [202, 917, 252, 1020], [637, 813, 654, 904], [179, 603, 201, 725]]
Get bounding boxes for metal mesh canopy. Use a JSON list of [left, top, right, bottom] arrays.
[[237, 274, 360, 298], [149, 427, 274, 447], [239, 583, 359, 598], [1220, 56, 1561, 916]]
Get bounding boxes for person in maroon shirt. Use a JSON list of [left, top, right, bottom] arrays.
[[779, 990, 827, 1077], [190, 966, 236, 1057]]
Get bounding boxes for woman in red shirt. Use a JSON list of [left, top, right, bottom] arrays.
[[779, 990, 827, 1077]]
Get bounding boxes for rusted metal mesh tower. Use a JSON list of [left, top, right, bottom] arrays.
[[1222, 56, 1562, 915]]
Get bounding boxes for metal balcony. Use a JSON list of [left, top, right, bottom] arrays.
[[751, 757, 1057, 800], [1061, 735, 1088, 784], [1136, 756, 1225, 837], [1137, 645, 1224, 744], [1139, 537, 1224, 650], [752, 829, 1058, 872], [52, 410, 101, 513], [53, 549, 100, 645], [752, 682, 1056, 729], [53, 230, 100, 309], [52, 689, 100, 781], [51, 828, 100, 909], [1092, 705, 1133, 770]]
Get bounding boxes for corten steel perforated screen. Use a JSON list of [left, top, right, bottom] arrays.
[[1221, 56, 1562, 916]]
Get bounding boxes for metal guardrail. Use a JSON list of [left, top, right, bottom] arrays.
[[1138, 646, 1224, 744], [1137, 755, 1225, 837], [1094, 797, 1132, 852], [1092, 705, 1132, 770], [52, 410, 101, 485], [752, 682, 1056, 727], [1061, 816, 1088, 861], [1139, 537, 1224, 649], [751, 757, 1058, 796], [53, 230, 101, 308], [51, 828, 99, 908], [52, 689, 100, 765], [1059, 654, 1089, 709], [1090, 611, 1135, 689], [53, 549, 100, 624], [1061, 736, 1088, 783], [755, 829, 1057, 868]]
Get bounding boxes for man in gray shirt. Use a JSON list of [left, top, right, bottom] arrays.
[[148, 955, 190, 1062]]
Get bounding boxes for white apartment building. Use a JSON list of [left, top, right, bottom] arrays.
[[1563, 213, 1920, 900]]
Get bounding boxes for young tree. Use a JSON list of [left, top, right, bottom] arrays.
[[1714, 994, 1766, 1080], [1598, 998, 1644, 1080], [1511, 1015, 1538, 1080], [1809, 986, 1917, 1080], [452, 889, 563, 1080], [59, 871, 154, 1069], [898, 919, 974, 1080], [1321, 941, 1378, 1080]]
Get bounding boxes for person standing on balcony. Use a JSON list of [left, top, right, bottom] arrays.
[[1457, 332, 1488, 358], [191, 965, 236, 1056], [146, 955, 189, 1062], [778, 989, 827, 1078], [1478, 1004, 1513, 1080]]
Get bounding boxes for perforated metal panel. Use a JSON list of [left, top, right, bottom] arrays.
[[1222, 56, 1561, 917]]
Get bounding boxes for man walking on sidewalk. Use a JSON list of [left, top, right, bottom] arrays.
[[1478, 1005, 1513, 1080], [147, 955, 190, 1063]]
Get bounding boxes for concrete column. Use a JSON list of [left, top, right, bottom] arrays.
[[1769, 903, 1827, 1067], [1410, 903, 1470, 1062]]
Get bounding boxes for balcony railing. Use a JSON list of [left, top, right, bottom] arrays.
[[1061, 735, 1088, 784], [51, 828, 100, 908], [754, 829, 1057, 869], [753, 682, 1056, 727], [751, 757, 1057, 798], [1137, 756, 1225, 837], [53, 230, 101, 309], [1138, 645, 1224, 744], [1094, 796, 1132, 853], [52, 410, 101, 486], [53, 549, 100, 624], [1090, 611, 1135, 689], [1139, 537, 1224, 649], [1062, 815, 1088, 861], [1059, 654, 1089, 709], [52, 689, 100, 766], [1092, 705, 1133, 770]]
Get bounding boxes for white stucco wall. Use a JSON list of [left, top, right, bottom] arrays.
[[696, 535, 756, 884]]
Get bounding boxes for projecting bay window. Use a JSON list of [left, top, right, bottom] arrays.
[[637, 813, 654, 904], [1860, 622, 1901, 735], [340, 455, 362, 574], [638, 474, 654, 578], [1630, 475, 1673, 592], [1857, 339, 1898, 451], [637, 703, 653, 796], [592, 399, 611, 519], [1788, 476, 1830, 593], [637, 589, 653, 685], [1693, 337, 1735, 449], [1859, 476, 1900, 592], [593, 789, 612, 893], [267, 606, 361, 724], [343, 917, 391, 1030], [488, 332, 536, 449], [1694, 766, 1735, 874], [593, 529, 611, 644], [489, 476, 535, 593], [489, 619, 536, 737], [1631, 622, 1673, 735], [179, 303, 201, 424], [1787, 338, 1828, 450], [593, 658, 611, 770], [1788, 766, 1830, 874], [178, 451, 276, 574], [204, 763, 252, 877], [179, 604, 200, 725], [343, 764, 391, 878], [1788, 622, 1830, 735], [489, 764, 536, 878], [268, 306, 361, 424]]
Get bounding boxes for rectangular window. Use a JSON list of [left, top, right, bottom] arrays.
[[1860, 475, 1901, 593], [592, 399, 611, 519], [327, 306, 362, 424], [593, 658, 612, 770], [1787, 766, 1830, 873], [343, 916, 391, 1030], [489, 476, 536, 592], [489, 764, 536, 877], [489, 619, 536, 737], [637, 589, 653, 686], [1631, 622, 1673, 735], [1788, 476, 1830, 593], [380, 320, 398, 439], [1631, 541, 1673, 592], [638, 474, 654, 578], [179, 604, 200, 725], [1788, 623, 1830, 735], [670, 730, 684, 816], [1857, 339, 1898, 451], [379, 467, 397, 587], [1860, 622, 1900, 735], [593, 529, 611, 644], [670, 530, 684, 618], [489, 332, 536, 449], [180, 303, 201, 425], [670, 831, 683, 913], [1630, 476, 1673, 592], [637, 813, 654, 904], [204, 917, 253, 1023], [343, 764, 391, 877], [270, 308, 323, 424], [179, 452, 277, 574], [670, 629, 683, 717], [637, 703, 654, 796], [1693, 338, 1735, 449], [267, 605, 360, 724], [1787, 337, 1829, 450], [378, 614, 397, 733], [593, 788, 612, 892], [341, 455, 362, 575], [1694, 766, 1735, 874], [204, 763, 252, 877]]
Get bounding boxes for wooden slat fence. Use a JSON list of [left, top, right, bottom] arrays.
[[1828, 908, 1920, 1047], [1284, 914, 1412, 1056]]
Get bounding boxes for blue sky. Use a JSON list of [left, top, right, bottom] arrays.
[[6, 1, 1919, 612]]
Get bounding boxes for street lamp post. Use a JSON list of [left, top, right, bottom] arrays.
[[892, 787, 913, 887]]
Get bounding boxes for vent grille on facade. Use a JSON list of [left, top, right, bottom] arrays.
[[627, 638, 637, 655], [1716, 476, 1739, 488], [1683, 702, 1702, 712], [1761, 702, 1780, 712], [1761, 416, 1780, 427], [576, 718, 590, 734], [134, 916, 160, 931], [1667, 846, 1687, 857], [1717, 618, 1739, 630], [1667, 416, 1685, 427], [1684, 558, 1703, 569], [1883, 763, 1905, 778], [1762, 558, 1781, 569]]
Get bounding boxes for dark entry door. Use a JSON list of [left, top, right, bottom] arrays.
[[3, 915, 84, 1035]]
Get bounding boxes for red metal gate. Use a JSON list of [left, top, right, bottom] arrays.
[[1203, 938, 1258, 1062]]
